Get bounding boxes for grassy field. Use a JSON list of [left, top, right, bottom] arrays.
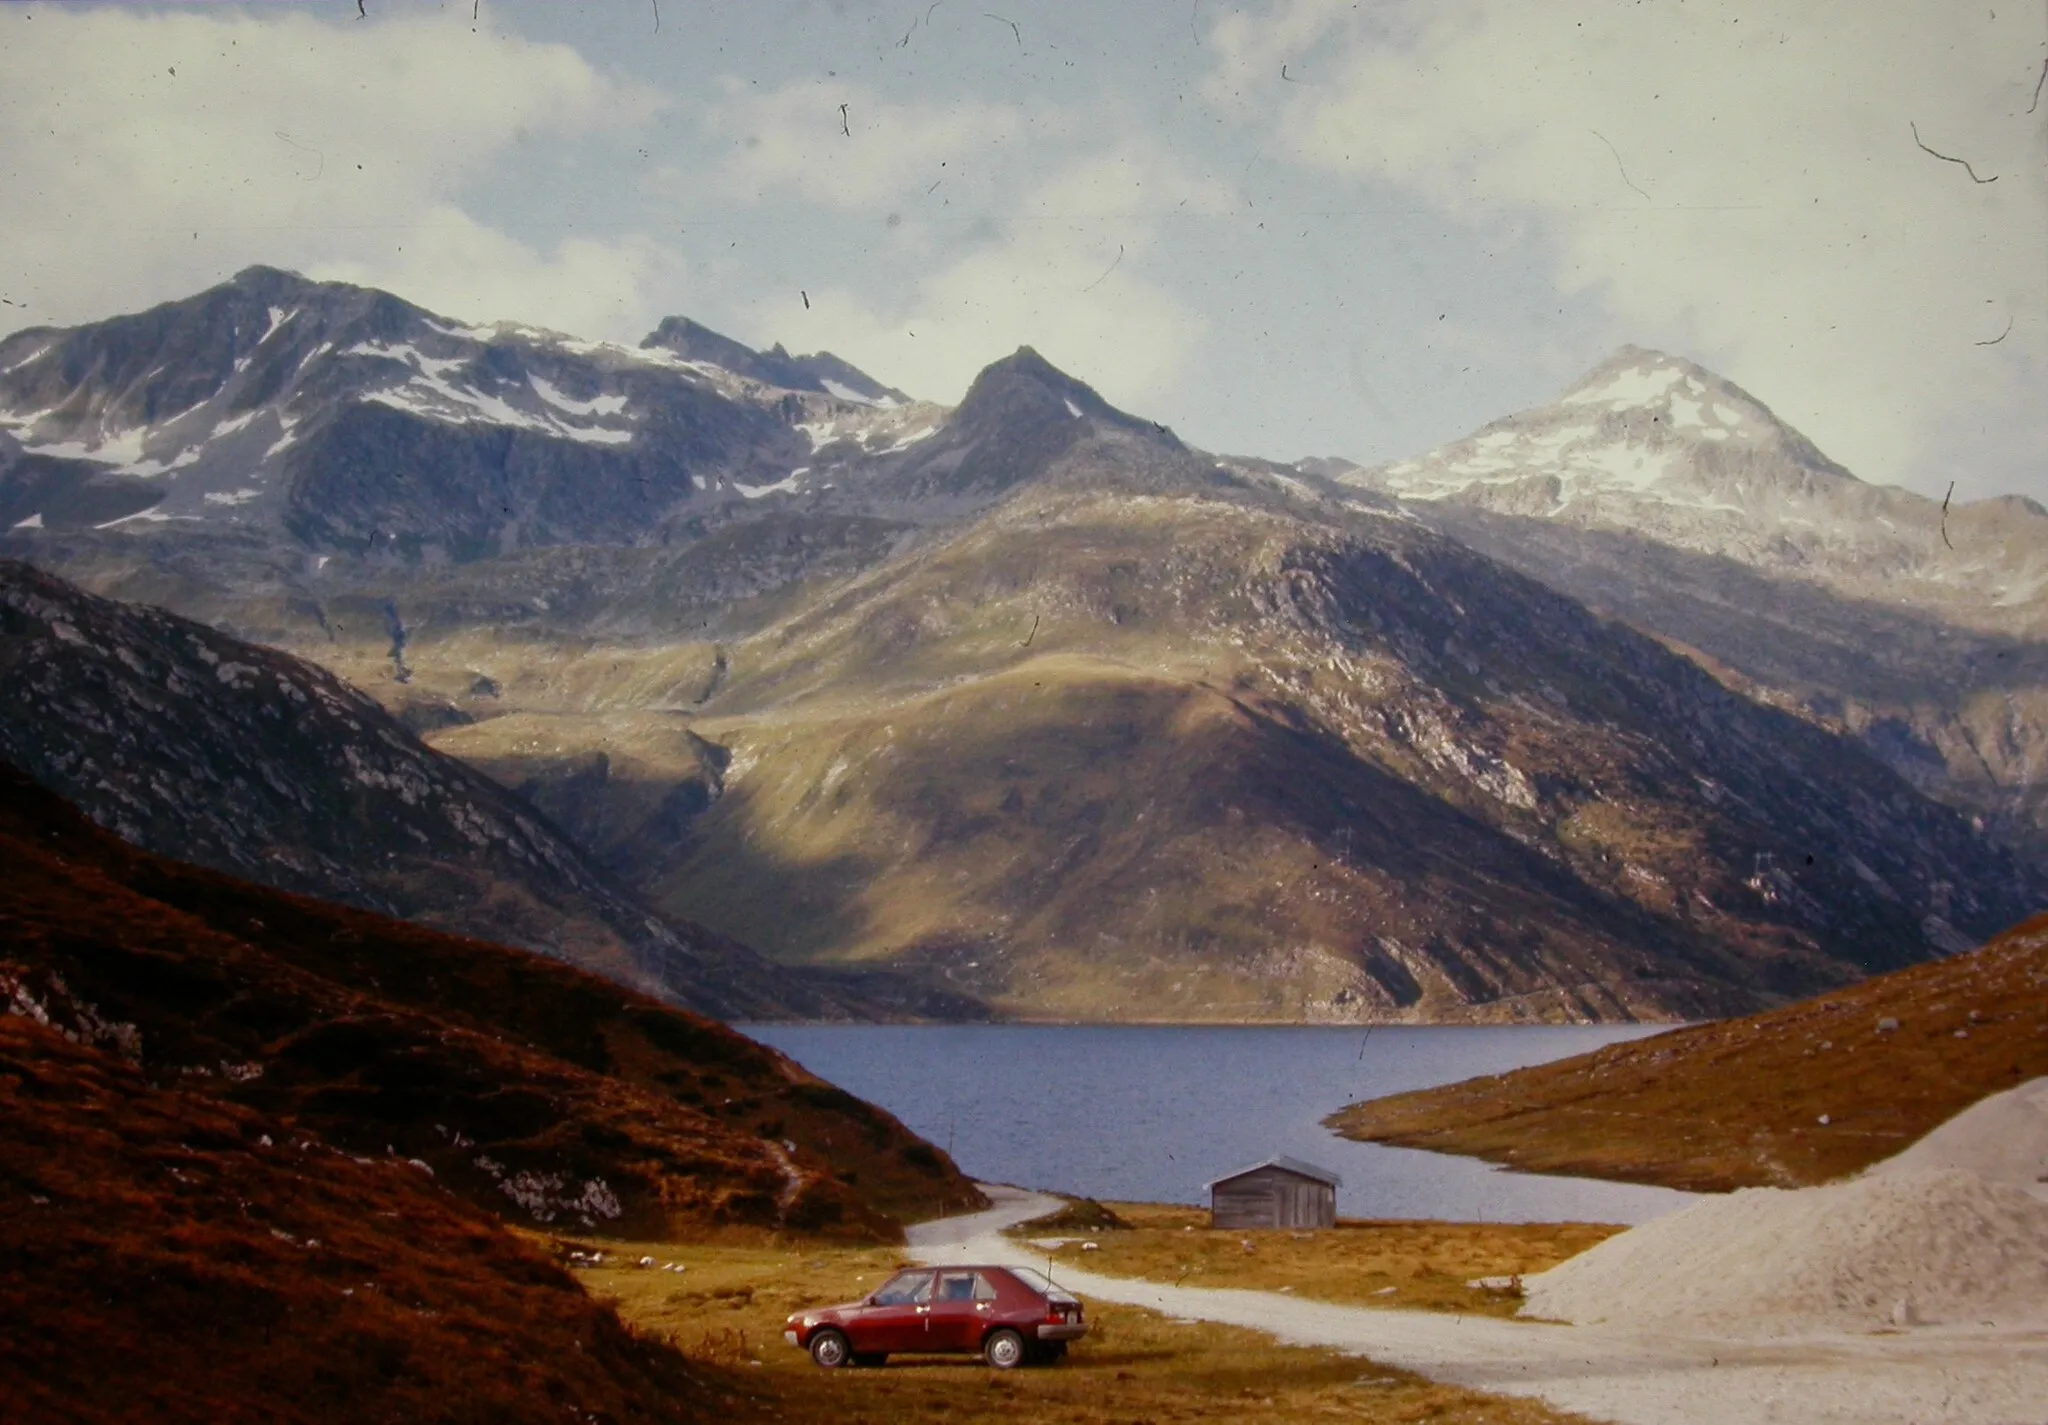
[[1329, 915, 2048, 1191], [561, 1231, 1595, 1424], [1005, 1202, 1620, 1317]]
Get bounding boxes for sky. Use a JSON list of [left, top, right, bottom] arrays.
[[1, 0, 2042, 503]]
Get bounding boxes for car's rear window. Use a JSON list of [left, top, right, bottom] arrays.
[[1005, 1267, 1057, 1294]]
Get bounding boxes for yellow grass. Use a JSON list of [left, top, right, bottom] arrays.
[[556, 1232, 1594, 1424], [1008, 1202, 1620, 1317]]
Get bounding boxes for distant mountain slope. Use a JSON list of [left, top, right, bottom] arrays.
[[0, 1016, 721, 1425], [0, 558, 882, 1021], [1328, 912, 2048, 1191], [6, 273, 2044, 1024], [426, 352, 2043, 1023], [1344, 347, 2048, 848], [0, 760, 981, 1235]]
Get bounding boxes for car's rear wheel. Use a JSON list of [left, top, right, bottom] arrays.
[[850, 1353, 887, 1368], [808, 1329, 851, 1369], [983, 1327, 1026, 1370]]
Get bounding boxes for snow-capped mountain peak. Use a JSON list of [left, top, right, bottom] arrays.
[[1344, 343, 2048, 626], [0, 268, 944, 542], [1556, 345, 1779, 443], [1361, 345, 1857, 522]]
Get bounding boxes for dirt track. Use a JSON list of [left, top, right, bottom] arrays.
[[910, 1186, 2048, 1425]]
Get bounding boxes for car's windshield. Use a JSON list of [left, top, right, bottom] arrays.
[[870, 1270, 934, 1306]]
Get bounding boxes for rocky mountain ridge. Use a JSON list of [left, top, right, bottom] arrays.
[[0, 264, 942, 558], [4, 272, 2043, 1022]]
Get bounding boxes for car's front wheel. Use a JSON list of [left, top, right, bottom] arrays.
[[808, 1329, 851, 1369], [982, 1327, 1026, 1370]]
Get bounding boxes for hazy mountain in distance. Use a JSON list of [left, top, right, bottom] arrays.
[[1342, 346, 2048, 849]]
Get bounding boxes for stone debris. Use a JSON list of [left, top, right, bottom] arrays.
[[1523, 1165, 2048, 1335]]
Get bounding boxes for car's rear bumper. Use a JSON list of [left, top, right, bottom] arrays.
[[1035, 1321, 1089, 1341]]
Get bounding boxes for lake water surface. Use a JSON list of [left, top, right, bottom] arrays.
[[745, 1024, 1699, 1225]]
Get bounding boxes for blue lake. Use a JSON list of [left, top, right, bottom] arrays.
[[744, 1023, 1700, 1226]]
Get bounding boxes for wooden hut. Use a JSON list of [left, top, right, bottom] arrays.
[[1205, 1156, 1341, 1230]]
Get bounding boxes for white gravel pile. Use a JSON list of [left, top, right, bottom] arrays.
[[1864, 1076, 2048, 1197], [1521, 1166, 2048, 1335]]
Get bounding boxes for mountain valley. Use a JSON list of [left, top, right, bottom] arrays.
[[5, 271, 2044, 1023]]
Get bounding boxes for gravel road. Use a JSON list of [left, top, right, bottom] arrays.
[[908, 1185, 2048, 1425]]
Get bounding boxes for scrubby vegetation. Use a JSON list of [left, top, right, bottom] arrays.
[[1329, 914, 2048, 1190], [1008, 1201, 1617, 1317], [0, 1017, 720, 1424], [565, 1234, 1595, 1425]]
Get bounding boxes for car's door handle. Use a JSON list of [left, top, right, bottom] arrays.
[[915, 1306, 930, 1315]]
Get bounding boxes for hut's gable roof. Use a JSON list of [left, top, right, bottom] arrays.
[[1204, 1155, 1342, 1190]]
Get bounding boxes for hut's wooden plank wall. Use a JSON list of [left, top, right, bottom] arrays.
[[1209, 1164, 1337, 1229]]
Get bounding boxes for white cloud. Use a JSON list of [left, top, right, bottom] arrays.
[[0, 4, 672, 340], [315, 206, 681, 343], [700, 77, 1030, 211], [1206, 0, 2048, 497], [775, 145, 1230, 410]]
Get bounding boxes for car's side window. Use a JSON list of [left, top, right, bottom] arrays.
[[970, 1273, 999, 1302], [937, 1272, 977, 1302], [872, 1270, 933, 1306]]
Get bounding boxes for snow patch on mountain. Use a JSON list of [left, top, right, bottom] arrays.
[[528, 375, 628, 421], [821, 378, 880, 406], [353, 343, 633, 447], [736, 472, 803, 500], [19, 426, 154, 469], [1, 344, 52, 377]]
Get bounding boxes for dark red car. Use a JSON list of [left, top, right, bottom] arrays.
[[783, 1264, 1088, 1369]]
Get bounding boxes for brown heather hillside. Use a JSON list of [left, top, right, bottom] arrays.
[[0, 763, 982, 1238], [1328, 915, 2048, 1191], [0, 1016, 725, 1425]]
